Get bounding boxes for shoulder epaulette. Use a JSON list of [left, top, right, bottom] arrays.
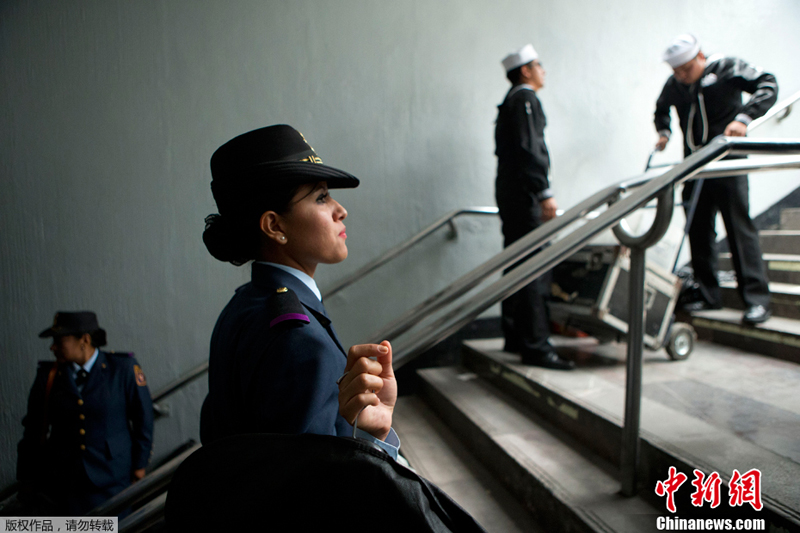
[[267, 287, 311, 328], [107, 351, 135, 358]]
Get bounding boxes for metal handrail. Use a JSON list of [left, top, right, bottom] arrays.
[[377, 136, 800, 497], [748, 89, 800, 130], [647, 88, 800, 170], [321, 206, 499, 299], [88, 443, 200, 517], [152, 362, 209, 403], [366, 152, 800, 347], [613, 186, 676, 496], [118, 492, 167, 533], [0, 482, 20, 507], [365, 184, 620, 343], [623, 154, 800, 190], [384, 137, 800, 368]]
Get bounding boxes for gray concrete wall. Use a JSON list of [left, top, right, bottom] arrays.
[[2, 0, 799, 488]]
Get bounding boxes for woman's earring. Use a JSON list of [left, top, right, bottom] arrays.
[[280, 236, 286, 241]]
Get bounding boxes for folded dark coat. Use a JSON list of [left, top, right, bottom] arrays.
[[165, 433, 486, 532]]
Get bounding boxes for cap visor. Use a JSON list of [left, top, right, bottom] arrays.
[[38, 327, 55, 338], [253, 161, 360, 189]]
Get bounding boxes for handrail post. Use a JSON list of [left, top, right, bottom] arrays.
[[613, 186, 675, 496], [620, 244, 646, 496]]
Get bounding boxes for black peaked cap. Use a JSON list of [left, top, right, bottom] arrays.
[[210, 124, 359, 189]]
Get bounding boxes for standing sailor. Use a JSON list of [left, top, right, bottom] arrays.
[[495, 43, 573, 370]]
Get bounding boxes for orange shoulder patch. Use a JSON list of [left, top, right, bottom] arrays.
[[134, 364, 147, 386]]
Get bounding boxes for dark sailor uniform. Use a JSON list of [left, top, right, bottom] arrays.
[[200, 262, 352, 444], [495, 83, 555, 356], [654, 56, 777, 309], [17, 351, 154, 515]]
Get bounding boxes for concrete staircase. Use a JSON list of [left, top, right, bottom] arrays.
[[392, 208, 800, 532], [688, 213, 800, 365], [394, 336, 800, 532]]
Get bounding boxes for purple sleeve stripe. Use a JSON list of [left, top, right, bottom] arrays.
[[270, 313, 311, 328]]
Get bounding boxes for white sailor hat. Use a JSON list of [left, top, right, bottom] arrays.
[[502, 43, 539, 72], [662, 34, 701, 68]]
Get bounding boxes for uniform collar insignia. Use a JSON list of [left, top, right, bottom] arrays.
[[251, 263, 328, 318]]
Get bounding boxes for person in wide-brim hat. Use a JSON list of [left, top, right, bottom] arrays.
[[17, 311, 153, 516], [200, 125, 400, 458]]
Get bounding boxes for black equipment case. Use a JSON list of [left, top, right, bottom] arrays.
[[550, 245, 686, 355]]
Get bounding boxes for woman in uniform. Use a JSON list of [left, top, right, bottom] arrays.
[[199, 125, 398, 454], [17, 311, 153, 515]]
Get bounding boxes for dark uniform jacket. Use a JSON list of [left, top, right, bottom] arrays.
[[495, 84, 551, 201], [654, 56, 778, 157], [200, 262, 352, 444], [17, 351, 154, 494]]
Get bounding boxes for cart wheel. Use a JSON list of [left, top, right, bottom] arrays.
[[665, 323, 696, 361]]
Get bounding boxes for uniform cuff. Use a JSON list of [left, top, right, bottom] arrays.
[[132, 453, 151, 471], [537, 188, 553, 201], [734, 113, 753, 126], [355, 427, 400, 460], [658, 129, 671, 140]]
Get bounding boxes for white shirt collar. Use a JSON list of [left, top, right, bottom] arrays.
[[73, 348, 99, 374], [260, 262, 322, 301]]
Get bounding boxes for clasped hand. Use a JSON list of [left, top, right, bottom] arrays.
[[338, 340, 397, 441]]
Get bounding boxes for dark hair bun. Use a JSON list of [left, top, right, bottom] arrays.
[[203, 214, 255, 266], [90, 329, 107, 348]]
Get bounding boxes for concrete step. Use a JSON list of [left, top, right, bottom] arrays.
[[689, 307, 800, 364], [780, 208, 800, 231], [721, 281, 800, 319], [758, 230, 800, 255], [417, 366, 660, 533], [458, 339, 800, 531], [718, 253, 800, 285], [393, 396, 545, 532]]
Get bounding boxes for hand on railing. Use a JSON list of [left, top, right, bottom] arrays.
[[724, 120, 748, 137], [541, 197, 558, 222]]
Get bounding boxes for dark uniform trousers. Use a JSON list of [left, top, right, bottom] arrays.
[[496, 186, 554, 356], [17, 351, 154, 516], [682, 174, 771, 308]]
